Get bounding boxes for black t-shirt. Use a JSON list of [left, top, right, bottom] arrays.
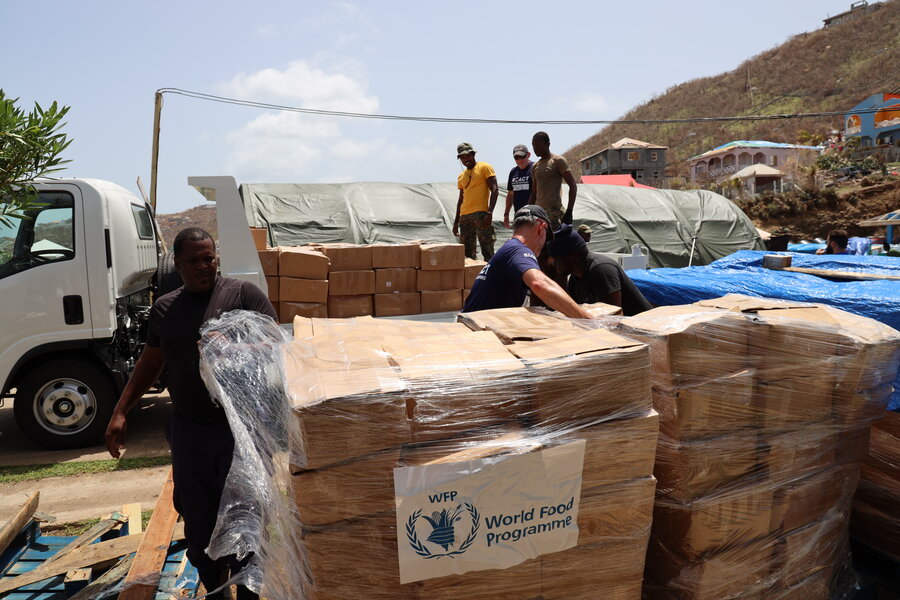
[[146, 277, 277, 422], [507, 162, 533, 212], [462, 238, 540, 312], [567, 252, 652, 316]]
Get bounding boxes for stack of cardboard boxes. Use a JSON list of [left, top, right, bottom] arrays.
[[619, 295, 900, 599], [463, 258, 486, 305], [418, 243, 466, 314], [373, 242, 421, 317], [284, 317, 659, 599]]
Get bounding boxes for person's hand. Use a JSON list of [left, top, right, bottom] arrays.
[[452, 224, 459, 237], [105, 412, 127, 459], [503, 214, 510, 228], [481, 213, 492, 228], [815, 248, 825, 255], [563, 209, 573, 225]]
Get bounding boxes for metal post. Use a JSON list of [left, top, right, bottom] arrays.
[[149, 91, 163, 213]]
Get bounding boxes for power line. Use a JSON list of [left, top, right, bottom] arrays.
[[157, 87, 884, 126]]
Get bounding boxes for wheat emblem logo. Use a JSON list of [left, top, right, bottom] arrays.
[[406, 503, 479, 559]]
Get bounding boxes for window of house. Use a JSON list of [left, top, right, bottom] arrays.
[[769, 155, 778, 166], [653, 171, 659, 178], [636, 171, 644, 179], [627, 152, 639, 161], [650, 152, 658, 161]]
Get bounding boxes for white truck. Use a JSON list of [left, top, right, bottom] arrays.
[[0, 176, 265, 449]]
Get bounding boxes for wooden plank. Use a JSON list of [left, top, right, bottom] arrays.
[[122, 503, 143, 536], [0, 523, 185, 595], [0, 492, 39, 556], [67, 555, 133, 600], [783, 266, 900, 281], [118, 468, 180, 600], [44, 513, 126, 566]]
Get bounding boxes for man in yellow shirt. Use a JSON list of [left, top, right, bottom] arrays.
[[528, 131, 578, 229], [453, 142, 499, 260]]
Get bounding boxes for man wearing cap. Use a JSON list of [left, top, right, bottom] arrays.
[[528, 131, 578, 229], [503, 144, 534, 228], [463, 205, 592, 319], [548, 224, 651, 316], [577, 224, 592, 243], [453, 142, 498, 261]]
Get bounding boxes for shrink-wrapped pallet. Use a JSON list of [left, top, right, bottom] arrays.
[[620, 294, 900, 600]]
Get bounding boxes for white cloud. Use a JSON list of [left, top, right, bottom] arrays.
[[219, 59, 379, 113]]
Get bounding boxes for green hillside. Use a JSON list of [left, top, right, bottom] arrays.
[[564, 0, 900, 177]]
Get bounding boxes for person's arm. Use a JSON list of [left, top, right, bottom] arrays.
[[522, 268, 592, 319], [503, 189, 514, 228], [600, 289, 623, 307], [453, 190, 464, 237], [484, 176, 499, 228], [528, 170, 538, 205], [105, 345, 166, 458], [562, 170, 577, 225]]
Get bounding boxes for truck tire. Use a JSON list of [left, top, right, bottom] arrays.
[[155, 252, 182, 299], [14, 359, 116, 449]]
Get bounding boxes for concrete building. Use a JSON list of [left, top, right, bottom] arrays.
[[823, 0, 882, 27], [844, 92, 900, 148], [580, 138, 667, 187], [687, 140, 821, 183]]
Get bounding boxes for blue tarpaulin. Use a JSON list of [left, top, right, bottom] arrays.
[[627, 250, 900, 409]]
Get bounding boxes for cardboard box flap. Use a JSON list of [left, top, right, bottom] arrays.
[[310, 315, 376, 337], [621, 304, 741, 335], [695, 294, 815, 312], [308, 335, 391, 369], [293, 315, 314, 339], [506, 329, 644, 361], [385, 330, 524, 381], [458, 307, 584, 342], [423, 431, 541, 465], [583, 302, 624, 317]]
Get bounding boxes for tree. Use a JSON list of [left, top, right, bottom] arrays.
[[0, 90, 72, 226]]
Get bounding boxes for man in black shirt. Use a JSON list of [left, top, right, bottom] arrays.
[[105, 227, 275, 600], [548, 224, 652, 316]]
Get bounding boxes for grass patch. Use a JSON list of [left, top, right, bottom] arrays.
[[0, 456, 171, 484], [42, 509, 155, 536]]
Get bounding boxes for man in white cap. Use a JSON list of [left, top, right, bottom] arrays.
[[452, 142, 498, 261], [503, 144, 534, 228], [463, 205, 591, 319]]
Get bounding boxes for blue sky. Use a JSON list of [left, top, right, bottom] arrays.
[[3, 0, 860, 212]]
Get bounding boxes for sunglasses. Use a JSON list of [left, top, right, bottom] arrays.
[[514, 155, 528, 160]]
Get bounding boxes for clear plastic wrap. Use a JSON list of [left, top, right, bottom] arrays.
[[619, 294, 900, 600]]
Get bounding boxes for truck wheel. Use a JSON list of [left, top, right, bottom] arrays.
[[14, 360, 116, 450], [155, 252, 182, 299]]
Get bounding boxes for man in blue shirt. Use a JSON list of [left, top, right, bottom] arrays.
[[503, 144, 533, 228], [463, 205, 592, 319]]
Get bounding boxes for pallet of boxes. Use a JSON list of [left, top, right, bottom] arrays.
[[618, 294, 900, 600], [284, 309, 659, 599]]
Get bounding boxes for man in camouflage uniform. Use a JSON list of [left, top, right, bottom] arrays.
[[452, 142, 498, 260], [528, 131, 578, 229]]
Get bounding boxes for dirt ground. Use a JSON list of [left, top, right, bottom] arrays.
[[0, 393, 173, 524]]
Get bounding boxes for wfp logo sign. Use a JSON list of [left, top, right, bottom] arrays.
[[406, 491, 480, 558]]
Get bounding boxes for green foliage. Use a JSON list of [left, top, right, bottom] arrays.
[[0, 456, 171, 484], [0, 90, 72, 226]]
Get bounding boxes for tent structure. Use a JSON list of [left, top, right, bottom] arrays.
[[239, 182, 765, 268]]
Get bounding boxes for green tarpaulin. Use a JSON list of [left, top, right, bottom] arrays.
[[239, 182, 764, 268]]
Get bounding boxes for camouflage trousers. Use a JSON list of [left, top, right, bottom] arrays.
[[543, 204, 566, 231], [459, 211, 496, 260]]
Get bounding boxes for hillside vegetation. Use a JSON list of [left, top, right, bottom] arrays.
[[564, 0, 900, 176]]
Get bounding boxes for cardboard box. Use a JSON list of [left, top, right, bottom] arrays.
[[416, 269, 464, 291], [265, 276, 279, 302], [458, 306, 587, 343], [328, 270, 376, 296], [774, 513, 846, 586], [420, 289, 462, 313], [752, 364, 834, 430], [579, 411, 660, 486], [317, 243, 374, 271], [258, 248, 279, 276], [850, 499, 900, 561], [762, 425, 835, 483], [464, 258, 487, 288], [651, 487, 775, 559], [506, 330, 652, 428], [770, 465, 858, 533], [462, 288, 469, 304], [374, 292, 420, 317], [327, 294, 374, 318], [578, 476, 656, 544], [409, 557, 542, 600], [540, 540, 647, 600], [249, 226, 268, 250], [420, 243, 465, 270], [375, 268, 417, 293], [654, 370, 758, 440], [279, 246, 330, 279], [280, 302, 327, 323], [371, 242, 420, 268], [280, 278, 328, 303], [654, 431, 763, 502], [776, 571, 832, 600]]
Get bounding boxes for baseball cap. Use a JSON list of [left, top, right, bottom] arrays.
[[513, 144, 529, 157], [548, 223, 587, 257], [457, 142, 475, 156], [577, 224, 592, 235], [513, 205, 554, 240]]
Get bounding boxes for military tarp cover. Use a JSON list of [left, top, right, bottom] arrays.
[[239, 182, 764, 268]]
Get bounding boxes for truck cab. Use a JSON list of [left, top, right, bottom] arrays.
[[0, 179, 158, 448]]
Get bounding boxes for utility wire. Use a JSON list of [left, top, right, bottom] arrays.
[[157, 88, 888, 125]]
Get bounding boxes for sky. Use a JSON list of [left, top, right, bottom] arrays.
[[2, 0, 863, 213]]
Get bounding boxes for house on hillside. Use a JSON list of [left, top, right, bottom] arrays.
[[844, 92, 900, 148], [580, 138, 667, 187], [687, 141, 821, 184], [823, 0, 882, 27]]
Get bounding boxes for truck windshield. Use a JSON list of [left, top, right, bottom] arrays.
[[0, 191, 75, 279]]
